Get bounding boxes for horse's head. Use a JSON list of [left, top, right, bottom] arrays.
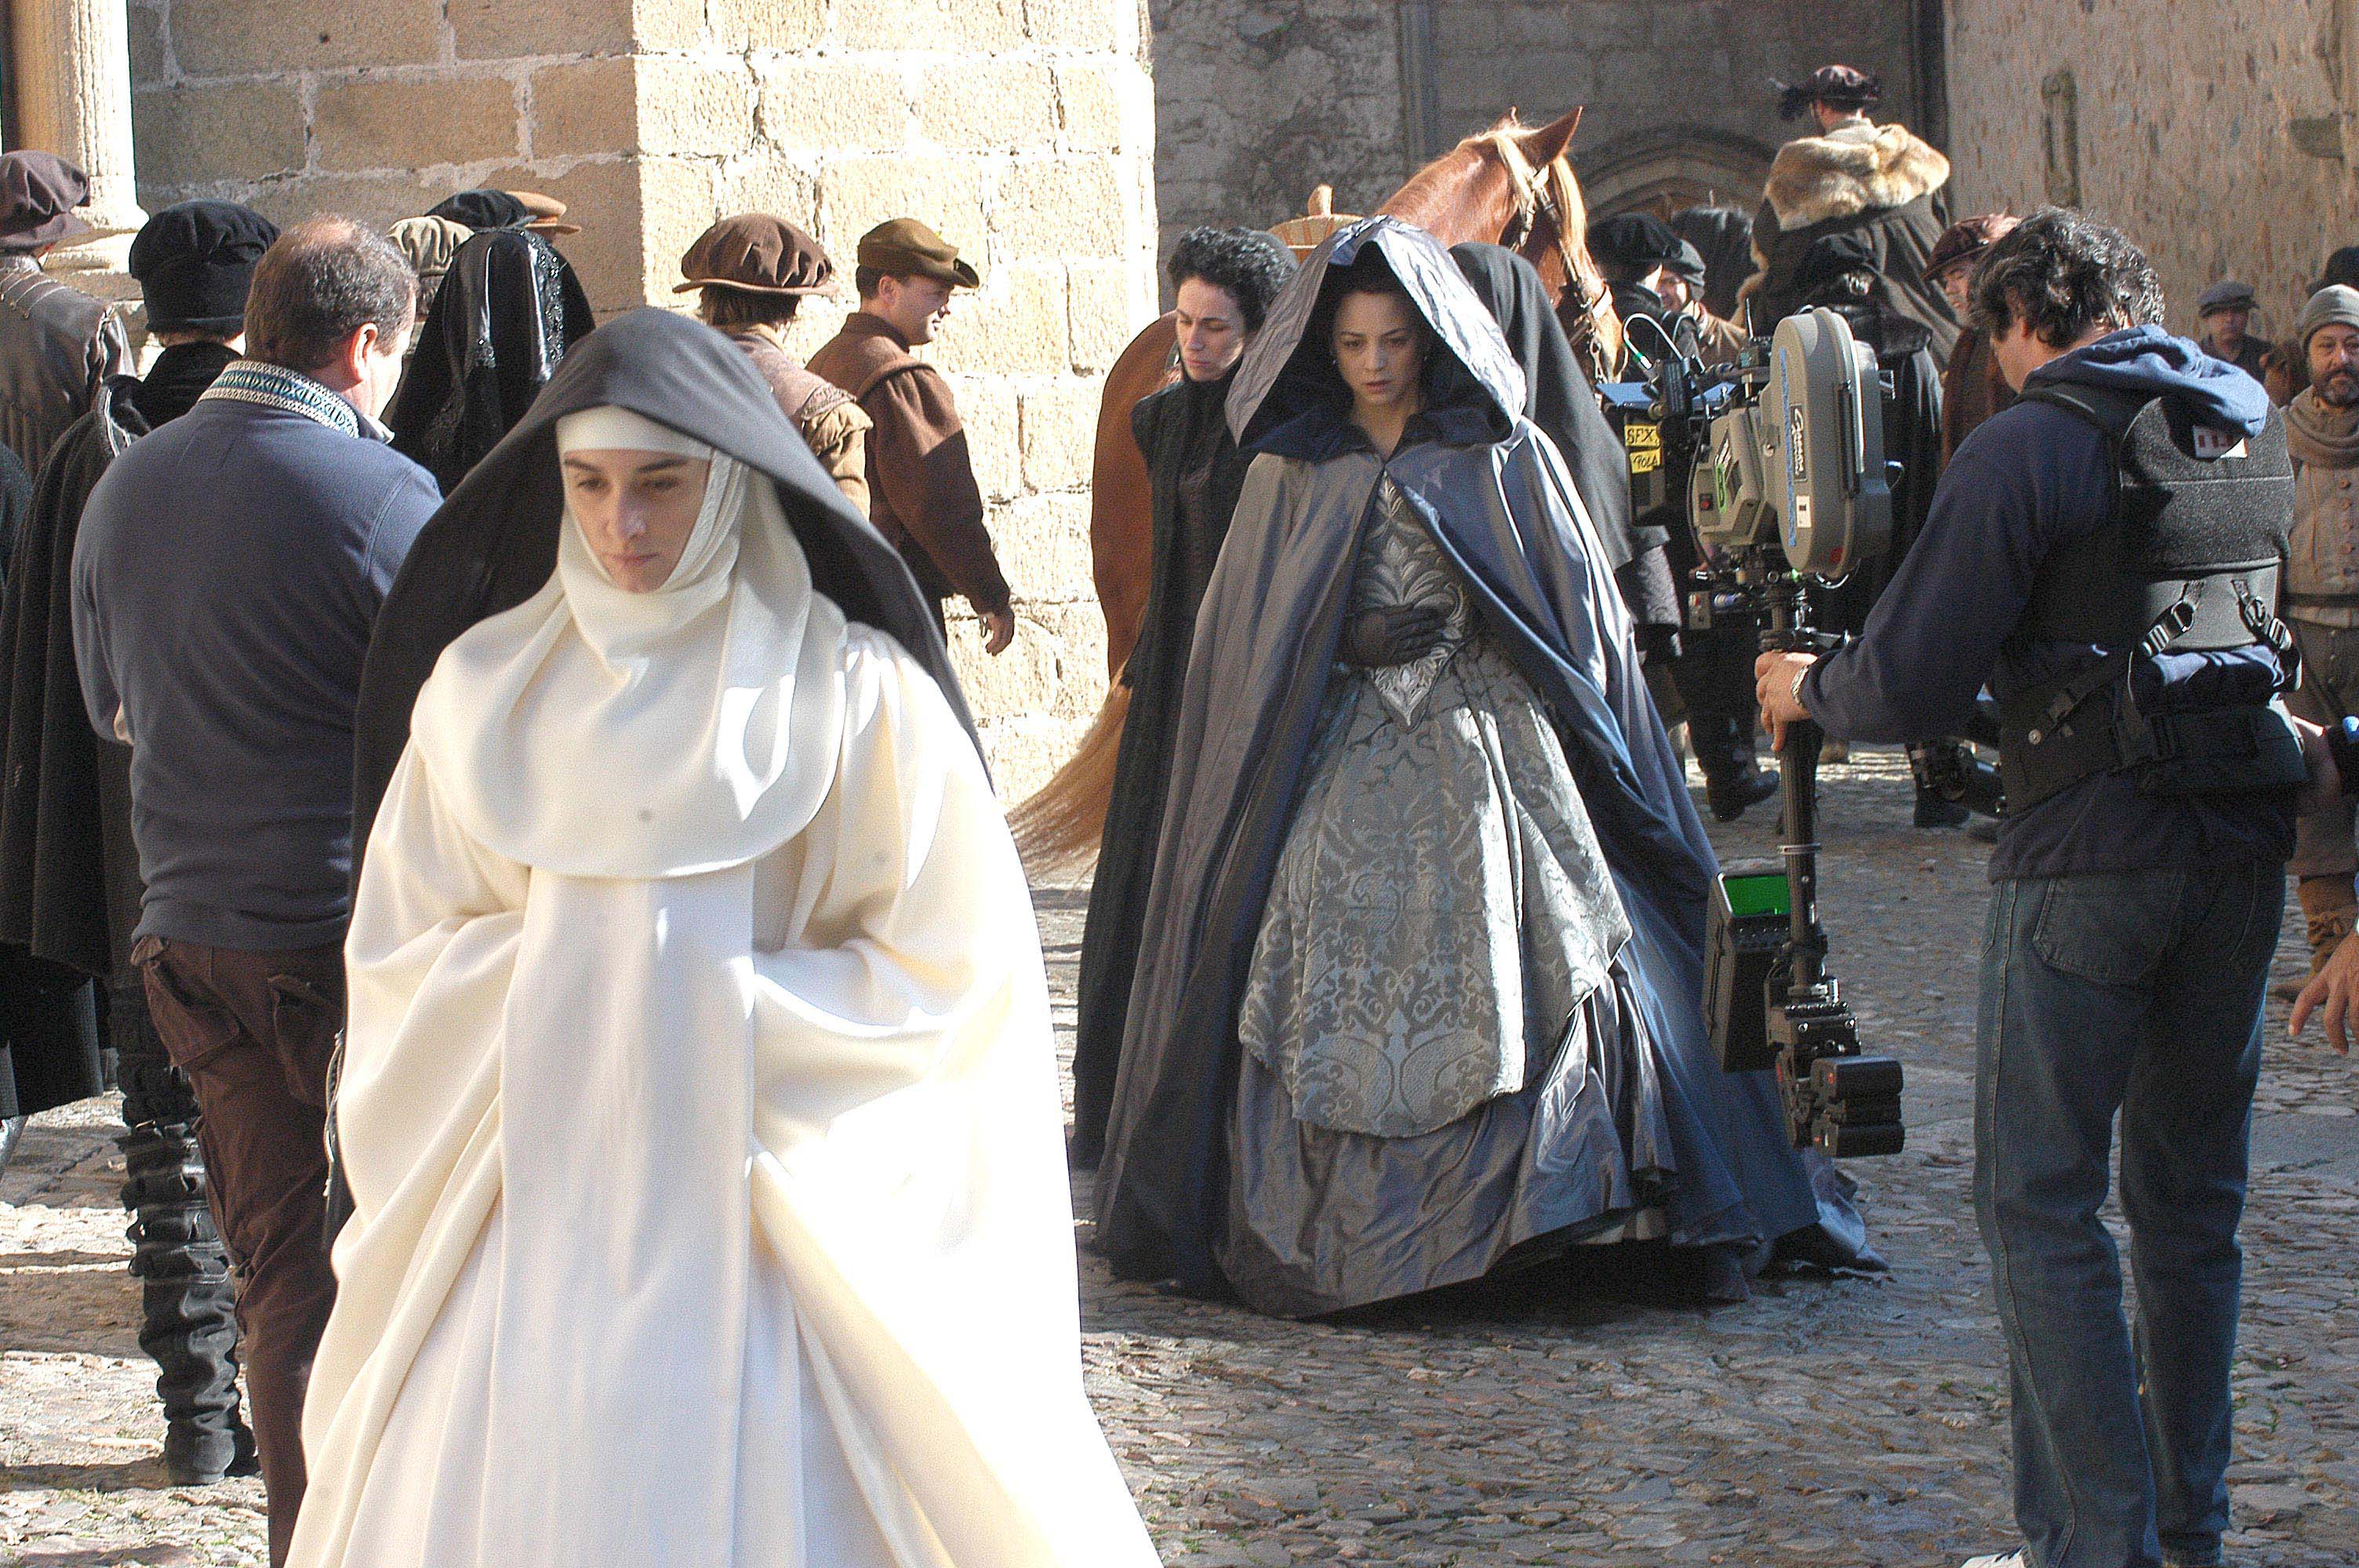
[[1381, 107, 1626, 383]]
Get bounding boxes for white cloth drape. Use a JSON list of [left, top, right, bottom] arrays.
[[288, 441, 1158, 1563]]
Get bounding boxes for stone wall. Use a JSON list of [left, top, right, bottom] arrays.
[[122, 0, 1161, 792], [1946, 0, 2355, 345], [1147, 0, 1933, 264]]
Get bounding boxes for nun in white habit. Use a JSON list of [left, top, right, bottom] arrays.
[[289, 311, 1158, 1568]]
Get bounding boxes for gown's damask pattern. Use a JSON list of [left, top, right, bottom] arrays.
[[1238, 476, 1631, 1138]]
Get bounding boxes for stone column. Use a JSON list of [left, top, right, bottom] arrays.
[[9, 0, 147, 270]]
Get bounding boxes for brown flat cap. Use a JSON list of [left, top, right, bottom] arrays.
[[0, 151, 97, 252], [675, 213, 836, 296], [1925, 212, 2019, 285], [505, 189, 582, 236], [856, 217, 979, 289]]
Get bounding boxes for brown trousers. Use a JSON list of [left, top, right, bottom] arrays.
[[133, 934, 341, 1567]]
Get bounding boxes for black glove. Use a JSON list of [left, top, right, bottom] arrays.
[[1345, 604, 1450, 668]]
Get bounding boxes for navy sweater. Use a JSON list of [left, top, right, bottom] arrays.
[[1802, 327, 2295, 880], [71, 387, 438, 949]]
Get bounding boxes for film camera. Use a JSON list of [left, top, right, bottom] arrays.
[[1604, 309, 1907, 1158]]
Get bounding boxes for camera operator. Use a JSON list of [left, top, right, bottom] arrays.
[[1756, 209, 2321, 1568]]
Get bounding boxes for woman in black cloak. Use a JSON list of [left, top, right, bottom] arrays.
[[1068, 227, 1294, 1169], [1091, 218, 1874, 1317], [383, 226, 595, 494], [1448, 241, 1680, 656]]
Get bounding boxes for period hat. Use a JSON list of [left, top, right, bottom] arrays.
[[1925, 213, 2019, 286], [388, 215, 474, 289], [427, 188, 582, 237], [2197, 279, 2259, 318], [674, 214, 835, 296], [2297, 285, 2359, 349], [1586, 212, 1685, 273], [1666, 239, 1709, 286], [1776, 64, 1883, 122], [855, 218, 980, 289], [128, 200, 281, 333], [0, 151, 99, 253]]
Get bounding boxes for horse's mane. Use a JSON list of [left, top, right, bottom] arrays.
[[1379, 114, 1532, 233]]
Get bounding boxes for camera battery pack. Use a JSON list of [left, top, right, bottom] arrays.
[[1705, 862, 1790, 1073]]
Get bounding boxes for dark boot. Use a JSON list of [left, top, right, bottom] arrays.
[[120, 1120, 254, 1483], [1914, 788, 1971, 829], [1706, 765, 1780, 822]]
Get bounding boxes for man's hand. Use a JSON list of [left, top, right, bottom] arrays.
[[1754, 650, 1818, 753], [2291, 711, 2343, 815], [980, 608, 1016, 656], [2290, 928, 2359, 1054]]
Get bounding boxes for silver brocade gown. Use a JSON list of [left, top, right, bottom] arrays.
[[1223, 472, 1674, 1316]]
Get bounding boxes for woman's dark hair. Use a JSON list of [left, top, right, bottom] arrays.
[[1969, 207, 2164, 348], [1167, 225, 1296, 332], [244, 216, 417, 373], [698, 285, 800, 330]]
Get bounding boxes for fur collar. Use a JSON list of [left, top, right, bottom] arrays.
[[1765, 122, 1950, 229]]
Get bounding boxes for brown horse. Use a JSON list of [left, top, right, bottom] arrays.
[[1014, 109, 1617, 865]]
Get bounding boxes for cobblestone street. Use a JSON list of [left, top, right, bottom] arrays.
[[5, 750, 2354, 1566]]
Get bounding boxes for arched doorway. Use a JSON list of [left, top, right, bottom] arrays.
[[1579, 128, 1776, 220]]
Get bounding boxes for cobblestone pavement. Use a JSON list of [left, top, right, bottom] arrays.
[[5, 749, 2354, 1566]]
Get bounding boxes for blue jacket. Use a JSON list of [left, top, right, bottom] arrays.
[[71, 379, 438, 949], [1803, 326, 2295, 879]]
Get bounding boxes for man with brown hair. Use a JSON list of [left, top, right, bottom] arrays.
[[809, 218, 1015, 652], [678, 212, 870, 511], [71, 216, 437, 1565]]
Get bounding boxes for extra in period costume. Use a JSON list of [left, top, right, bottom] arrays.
[[304, 310, 1154, 1568], [1092, 219, 1874, 1318], [384, 226, 594, 494]]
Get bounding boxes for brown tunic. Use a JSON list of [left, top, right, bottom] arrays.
[[1939, 325, 2016, 473], [726, 325, 871, 517], [806, 310, 1012, 616]]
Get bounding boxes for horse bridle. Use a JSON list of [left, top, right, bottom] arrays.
[[1481, 131, 1620, 380]]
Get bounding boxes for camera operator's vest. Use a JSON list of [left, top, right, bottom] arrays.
[[1997, 383, 2300, 811]]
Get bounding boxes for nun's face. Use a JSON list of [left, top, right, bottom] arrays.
[[562, 449, 713, 592]]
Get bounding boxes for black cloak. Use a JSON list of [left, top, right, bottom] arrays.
[[351, 308, 980, 867], [1092, 217, 1873, 1302], [384, 227, 594, 494], [1449, 242, 1679, 644], [0, 432, 98, 1121], [1068, 365, 1254, 1165]]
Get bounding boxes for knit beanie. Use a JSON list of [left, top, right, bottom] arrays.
[[2299, 285, 2359, 349]]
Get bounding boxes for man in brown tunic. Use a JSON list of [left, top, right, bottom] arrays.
[[0, 151, 131, 475], [678, 213, 870, 513], [809, 218, 1015, 653]]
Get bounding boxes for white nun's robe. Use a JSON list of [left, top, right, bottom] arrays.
[[287, 430, 1158, 1568]]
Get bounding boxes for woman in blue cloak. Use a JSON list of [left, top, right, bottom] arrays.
[[1091, 217, 1875, 1316]]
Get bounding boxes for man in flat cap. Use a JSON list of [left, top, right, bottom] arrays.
[[1748, 64, 1957, 360], [1927, 213, 2020, 471], [386, 215, 473, 325], [2274, 284, 2359, 997], [809, 217, 1015, 654], [0, 151, 131, 475], [0, 198, 280, 1486], [678, 213, 870, 511], [2197, 280, 2269, 381]]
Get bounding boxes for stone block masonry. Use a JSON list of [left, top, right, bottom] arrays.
[[123, 0, 1161, 793], [1946, 0, 2356, 351]]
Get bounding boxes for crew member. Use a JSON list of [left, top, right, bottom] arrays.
[[810, 218, 1015, 653], [1757, 210, 2308, 1568]]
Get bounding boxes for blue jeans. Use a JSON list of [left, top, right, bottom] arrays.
[[1976, 863, 2279, 1568]]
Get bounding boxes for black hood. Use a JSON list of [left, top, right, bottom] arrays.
[[1227, 216, 1527, 452], [352, 307, 980, 865]]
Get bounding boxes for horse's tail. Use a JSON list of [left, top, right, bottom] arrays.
[[1006, 681, 1129, 870]]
